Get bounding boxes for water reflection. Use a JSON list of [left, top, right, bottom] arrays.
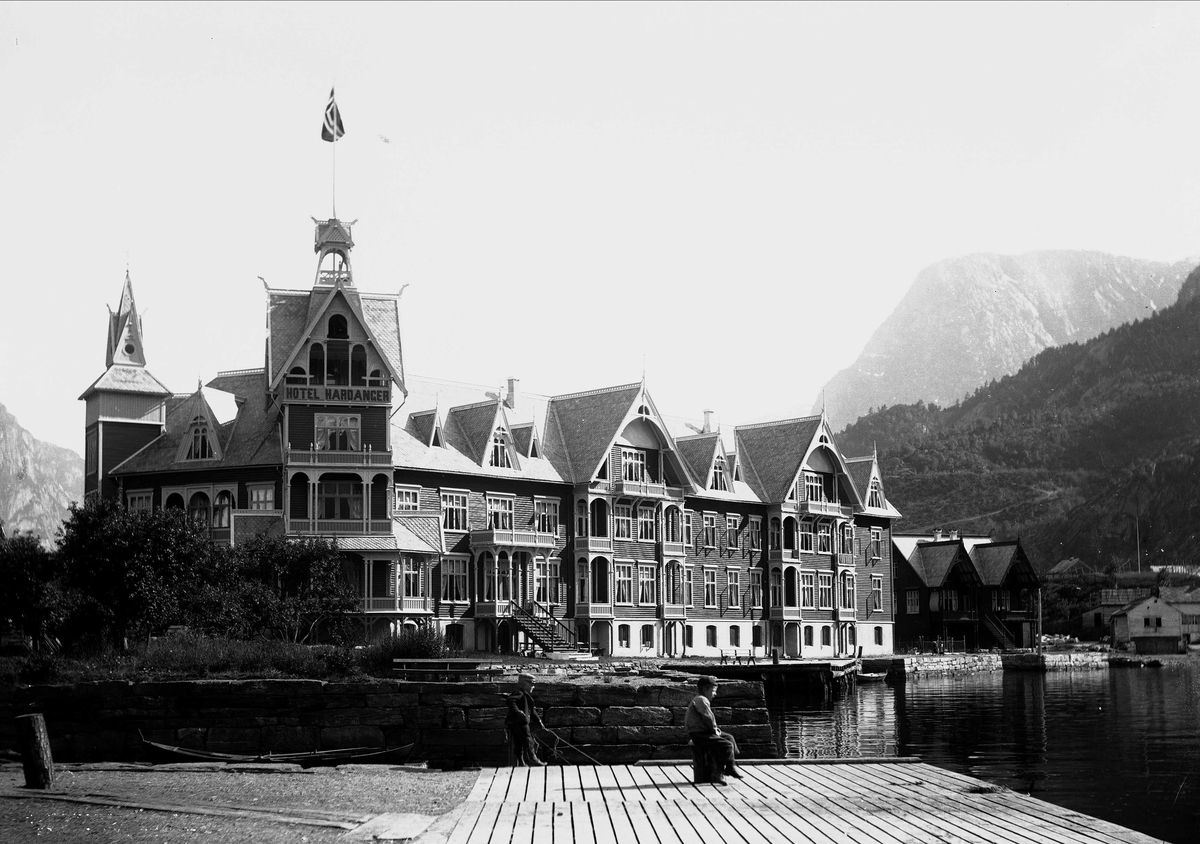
[[767, 663, 1200, 844]]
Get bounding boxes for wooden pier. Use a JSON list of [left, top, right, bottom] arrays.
[[416, 759, 1163, 844]]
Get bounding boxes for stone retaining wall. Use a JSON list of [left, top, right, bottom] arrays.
[[11, 677, 776, 767], [865, 652, 1112, 676]]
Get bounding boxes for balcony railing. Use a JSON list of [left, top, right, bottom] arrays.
[[768, 606, 802, 620], [659, 604, 687, 620], [608, 478, 686, 500], [768, 548, 800, 562], [475, 601, 514, 617], [470, 528, 559, 549], [577, 602, 614, 619], [286, 448, 393, 467], [797, 500, 854, 518], [364, 597, 432, 612], [658, 540, 686, 559], [288, 518, 393, 535], [577, 535, 613, 553], [836, 553, 855, 568]]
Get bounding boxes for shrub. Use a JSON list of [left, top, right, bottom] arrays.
[[359, 629, 450, 676]]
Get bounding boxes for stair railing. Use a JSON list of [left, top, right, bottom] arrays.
[[511, 600, 581, 651]]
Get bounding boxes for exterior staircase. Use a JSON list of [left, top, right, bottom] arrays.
[[981, 613, 1017, 650], [510, 601, 589, 654]]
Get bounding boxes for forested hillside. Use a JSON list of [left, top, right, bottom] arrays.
[[838, 265, 1200, 572]]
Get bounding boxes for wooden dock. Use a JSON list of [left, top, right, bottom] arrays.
[[416, 760, 1163, 844]]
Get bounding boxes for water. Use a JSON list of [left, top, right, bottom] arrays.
[[767, 663, 1200, 844]]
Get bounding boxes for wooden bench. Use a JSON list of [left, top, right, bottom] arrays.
[[719, 649, 757, 665], [393, 659, 504, 681]]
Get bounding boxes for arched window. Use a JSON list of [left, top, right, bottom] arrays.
[[589, 500, 609, 538], [286, 366, 308, 384], [186, 417, 213, 460], [784, 568, 798, 606], [490, 430, 512, 468], [705, 625, 718, 647], [214, 491, 233, 528], [874, 626, 883, 646], [664, 506, 681, 543], [308, 344, 325, 385], [730, 625, 741, 647], [188, 492, 210, 527], [804, 625, 813, 647], [821, 626, 831, 646], [769, 518, 781, 551], [641, 624, 654, 649], [591, 557, 610, 603], [710, 456, 729, 491], [328, 314, 349, 339], [350, 345, 367, 386], [783, 517, 797, 551], [165, 493, 185, 510], [618, 624, 631, 649]]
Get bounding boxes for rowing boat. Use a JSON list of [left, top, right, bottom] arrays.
[[138, 732, 414, 767]]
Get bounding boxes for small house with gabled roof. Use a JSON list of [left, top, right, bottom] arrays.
[[82, 216, 903, 658]]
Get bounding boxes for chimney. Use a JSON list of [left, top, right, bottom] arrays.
[[505, 377, 519, 410], [932, 528, 943, 542], [949, 529, 959, 540], [703, 409, 714, 433]]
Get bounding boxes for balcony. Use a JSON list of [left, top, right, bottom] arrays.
[[475, 601, 514, 618], [836, 553, 855, 569], [768, 548, 800, 563], [610, 478, 685, 500], [363, 597, 432, 613], [577, 602, 614, 619], [796, 499, 853, 518], [286, 448, 393, 468], [834, 607, 856, 621], [470, 528, 559, 549], [768, 606, 802, 621], [576, 535, 613, 553], [658, 539, 686, 559], [659, 604, 687, 620], [288, 518, 393, 536]]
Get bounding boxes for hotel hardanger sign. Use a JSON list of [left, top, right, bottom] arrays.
[[284, 385, 391, 404]]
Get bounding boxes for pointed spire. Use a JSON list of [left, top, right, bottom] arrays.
[[106, 271, 148, 368]]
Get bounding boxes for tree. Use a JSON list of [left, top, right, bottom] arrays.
[[0, 530, 59, 649], [56, 498, 216, 651]]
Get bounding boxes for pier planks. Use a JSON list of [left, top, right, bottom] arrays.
[[428, 762, 1163, 844]]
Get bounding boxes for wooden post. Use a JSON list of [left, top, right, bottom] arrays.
[[15, 713, 54, 789]]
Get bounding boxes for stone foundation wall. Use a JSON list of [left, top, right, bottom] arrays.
[[871, 652, 1112, 676], [12, 677, 776, 767]]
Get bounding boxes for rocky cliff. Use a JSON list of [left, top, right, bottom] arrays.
[[0, 402, 82, 544], [815, 251, 1196, 426]]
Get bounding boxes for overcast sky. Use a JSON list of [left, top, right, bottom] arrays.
[[3, 1, 1199, 453]]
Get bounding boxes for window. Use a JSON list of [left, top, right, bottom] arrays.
[[213, 490, 233, 528], [664, 507, 682, 542], [535, 558, 559, 604], [618, 624, 631, 648], [750, 570, 762, 607], [727, 570, 741, 608], [749, 516, 762, 551], [249, 485, 274, 510], [769, 518, 781, 551], [805, 472, 823, 503], [535, 500, 559, 534], [992, 590, 1010, 611], [817, 522, 832, 554], [638, 565, 656, 604], [841, 524, 854, 555], [868, 480, 883, 509], [727, 516, 740, 549], [874, 626, 883, 646], [576, 501, 588, 535], [711, 457, 729, 491], [685, 625, 694, 647], [487, 496, 513, 530], [614, 505, 633, 539], [804, 626, 814, 647], [704, 569, 718, 607], [441, 557, 468, 601], [870, 528, 882, 559], [314, 413, 360, 451], [85, 430, 98, 475], [871, 576, 883, 611], [441, 491, 468, 531], [641, 624, 654, 649], [770, 570, 783, 607], [730, 625, 741, 647], [818, 573, 833, 609], [615, 564, 634, 603], [752, 626, 763, 648], [396, 486, 421, 511], [906, 589, 920, 614], [490, 430, 512, 468], [840, 573, 855, 609], [403, 557, 421, 597], [685, 511, 693, 545], [188, 491, 210, 527], [320, 481, 362, 519], [127, 491, 153, 513], [801, 572, 816, 608], [799, 520, 814, 553], [821, 626, 831, 646], [622, 449, 647, 482], [706, 625, 718, 647], [703, 514, 717, 548], [849, 625, 857, 647], [685, 567, 694, 607], [638, 507, 656, 541], [186, 418, 215, 460], [942, 589, 959, 612]]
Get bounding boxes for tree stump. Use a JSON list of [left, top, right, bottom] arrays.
[[15, 713, 54, 789]]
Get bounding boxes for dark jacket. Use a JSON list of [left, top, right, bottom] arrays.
[[506, 689, 542, 731]]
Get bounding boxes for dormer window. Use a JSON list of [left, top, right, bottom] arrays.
[[710, 456, 729, 491], [315, 413, 360, 451], [490, 429, 512, 468], [622, 449, 647, 482], [868, 479, 883, 508], [328, 314, 349, 339], [185, 417, 217, 460]]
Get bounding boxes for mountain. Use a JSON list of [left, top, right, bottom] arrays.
[[0, 403, 83, 544], [836, 271, 1200, 572], [816, 251, 1196, 427]]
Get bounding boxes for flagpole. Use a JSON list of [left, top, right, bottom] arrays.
[[332, 124, 337, 219]]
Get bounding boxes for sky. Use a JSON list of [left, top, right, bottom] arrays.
[[3, 1, 1200, 454]]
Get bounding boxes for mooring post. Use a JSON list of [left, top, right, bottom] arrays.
[[15, 713, 55, 789]]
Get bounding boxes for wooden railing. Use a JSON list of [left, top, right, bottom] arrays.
[[286, 448, 393, 467], [288, 518, 393, 535]]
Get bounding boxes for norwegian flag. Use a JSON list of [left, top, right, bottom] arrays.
[[321, 88, 345, 142]]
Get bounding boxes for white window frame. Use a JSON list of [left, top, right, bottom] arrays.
[[685, 566, 695, 607], [799, 519, 814, 553], [770, 569, 783, 607], [817, 522, 832, 554], [490, 429, 512, 468], [127, 490, 153, 513], [805, 471, 823, 503], [871, 576, 883, 611], [441, 556, 469, 602], [870, 528, 883, 560], [840, 572, 855, 609], [726, 516, 740, 549], [818, 572, 833, 609], [685, 511, 693, 546], [906, 589, 920, 614], [750, 570, 762, 607], [703, 514, 717, 548], [395, 485, 421, 512], [801, 571, 816, 609], [487, 495, 514, 530], [749, 516, 762, 551], [638, 564, 656, 605], [704, 568, 718, 608], [403, 557, 422, 598], [614, 504, 633, 539], [248, 483, 275, 511], [711, 457, 728, 491], [727, 569, 741, 608], [868, 480, 883, 509], [534, 498, 559, 534], [622, 448, 647, 482], [638, 506, 656, 541], [615, 562, 634, 604], [840, 523, 854, 555], [441, 489, 469, 532], [314, 412, 361, 452]]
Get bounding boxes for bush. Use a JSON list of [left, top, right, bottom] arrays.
[[359, 629, 450, 676]]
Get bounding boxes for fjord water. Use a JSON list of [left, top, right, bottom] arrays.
[[767, 663, 1200, 844]]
